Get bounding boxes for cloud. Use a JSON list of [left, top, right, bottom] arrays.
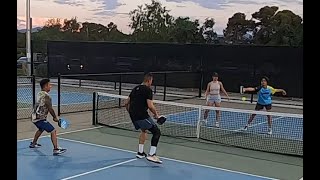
[[96, 0, 123, 10], [17, 18, 26, 29], [165, 0, 302, 9], [166, 0, 228, 10], [277, 0, 303, 4], [176, 5, 186, 7], [53, 0, 84, 6], [228, 0, 260, 5], [94, 11, 117, 16]]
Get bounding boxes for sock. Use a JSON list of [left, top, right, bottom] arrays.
[[149, 146, 157, 155], [138, 144, 144, 153]]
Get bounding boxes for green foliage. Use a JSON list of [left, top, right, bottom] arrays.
[[19, 1, 301, 47], [35, 64, 48, 77]]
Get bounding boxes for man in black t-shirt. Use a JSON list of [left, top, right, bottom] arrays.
[[125, 73, 162, 164]]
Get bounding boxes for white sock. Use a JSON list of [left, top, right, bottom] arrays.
[[138, 144, 144, 153], [149, 146, 157, 155]]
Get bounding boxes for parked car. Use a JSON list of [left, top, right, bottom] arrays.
[[17, 57, 27, 68]]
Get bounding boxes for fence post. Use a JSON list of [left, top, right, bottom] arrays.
[[163, 73, 167, 101], [118, 74, 122, 107], [92, 92, 96, 125], [58, 73, 61, 116], [32, 75, 36, 106], [198, 71, 203, 98], [250, 94, 254, 103], [30, 41, 34, 76]]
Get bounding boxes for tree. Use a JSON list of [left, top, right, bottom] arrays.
[[80, 22, 108, 41], [201, 18, 218, 44], [129, 0, 174, 42], [33, 18, 64, 41], [268, 10, 303, 46], [17, 30, 26, 48], [252, 6, 303, 46], [79, 22, 129, 41], [61, 17, 82, 40], [223, 13, 255, 44], [170, 17, 204, 43]]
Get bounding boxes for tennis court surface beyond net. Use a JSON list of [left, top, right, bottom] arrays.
[[94, 92, 303, 156]]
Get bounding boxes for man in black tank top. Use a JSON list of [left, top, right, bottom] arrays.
[[125, 73, 163, 164]]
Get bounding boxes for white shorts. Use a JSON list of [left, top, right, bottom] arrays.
[[207, 95, 221, 103]]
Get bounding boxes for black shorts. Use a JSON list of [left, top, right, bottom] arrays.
[[33, 119, 55, 133], [132, 117, 157, 130], [255, 103, 272, 110]]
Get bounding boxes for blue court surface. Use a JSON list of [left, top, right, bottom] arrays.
[[17, 137, 276, 180], [17, 88, 93, 106], [164, 110, 303, 141]]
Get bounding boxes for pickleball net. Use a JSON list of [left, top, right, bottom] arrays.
[[93, 92, 303, 156]]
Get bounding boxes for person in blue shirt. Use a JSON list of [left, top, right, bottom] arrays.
[[242, 76, 286, 135]]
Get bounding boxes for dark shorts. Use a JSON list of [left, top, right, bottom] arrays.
[[132, 117, 157, 130], [255, 103, 272, 110], [33, 119, 55, 133]]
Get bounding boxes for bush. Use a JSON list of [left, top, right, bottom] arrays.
[[35, 63, 48, 77]]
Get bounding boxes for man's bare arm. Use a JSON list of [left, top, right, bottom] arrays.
[[125, 97, 130, 112], [45, 96, 58, 122], [147, 99, 159, 119]]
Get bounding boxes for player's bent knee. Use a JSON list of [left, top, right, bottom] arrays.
[[150, 125, 161, 137], [141, 129, 147, 133], [150, 125, 161, 147], [50, 129, 56, 134]]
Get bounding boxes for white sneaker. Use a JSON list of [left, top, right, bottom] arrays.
[[146, 154, 162, 164], [243, 126, 248, 131], [202, 119, 208, 125], [29, 142, 41, 148], [268, 129, 272, 135], [53, 148, 67, 155]]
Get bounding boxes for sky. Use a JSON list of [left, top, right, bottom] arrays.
[[17, 0, 303, 35]]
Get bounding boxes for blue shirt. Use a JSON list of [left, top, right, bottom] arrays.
[[255, 86, 276, 105]]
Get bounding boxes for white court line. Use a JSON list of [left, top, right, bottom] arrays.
[[17, 126, 103, 142], [56, 137, 278, 180], [60, 158, 137, 180], [299, 177, 303, 180]]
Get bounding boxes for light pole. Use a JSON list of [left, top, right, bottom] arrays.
[[26, 0, 31, 76]]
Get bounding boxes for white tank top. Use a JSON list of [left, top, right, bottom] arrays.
[[209, 81, 220, 95]]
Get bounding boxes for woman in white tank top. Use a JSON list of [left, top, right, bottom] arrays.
[[203, 72, 230, 127]]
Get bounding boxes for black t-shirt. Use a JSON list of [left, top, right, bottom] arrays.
[[128, 85, 153, 121]]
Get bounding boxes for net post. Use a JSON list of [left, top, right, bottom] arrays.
[[58, 73, 61, 116], [114, 82, 116, 90], [196, 105, 202, 140], [92, 92, 96, 125], [163, 73, 167, 101], [32, 74, 36, 106], [250, 94, 254, 103]]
